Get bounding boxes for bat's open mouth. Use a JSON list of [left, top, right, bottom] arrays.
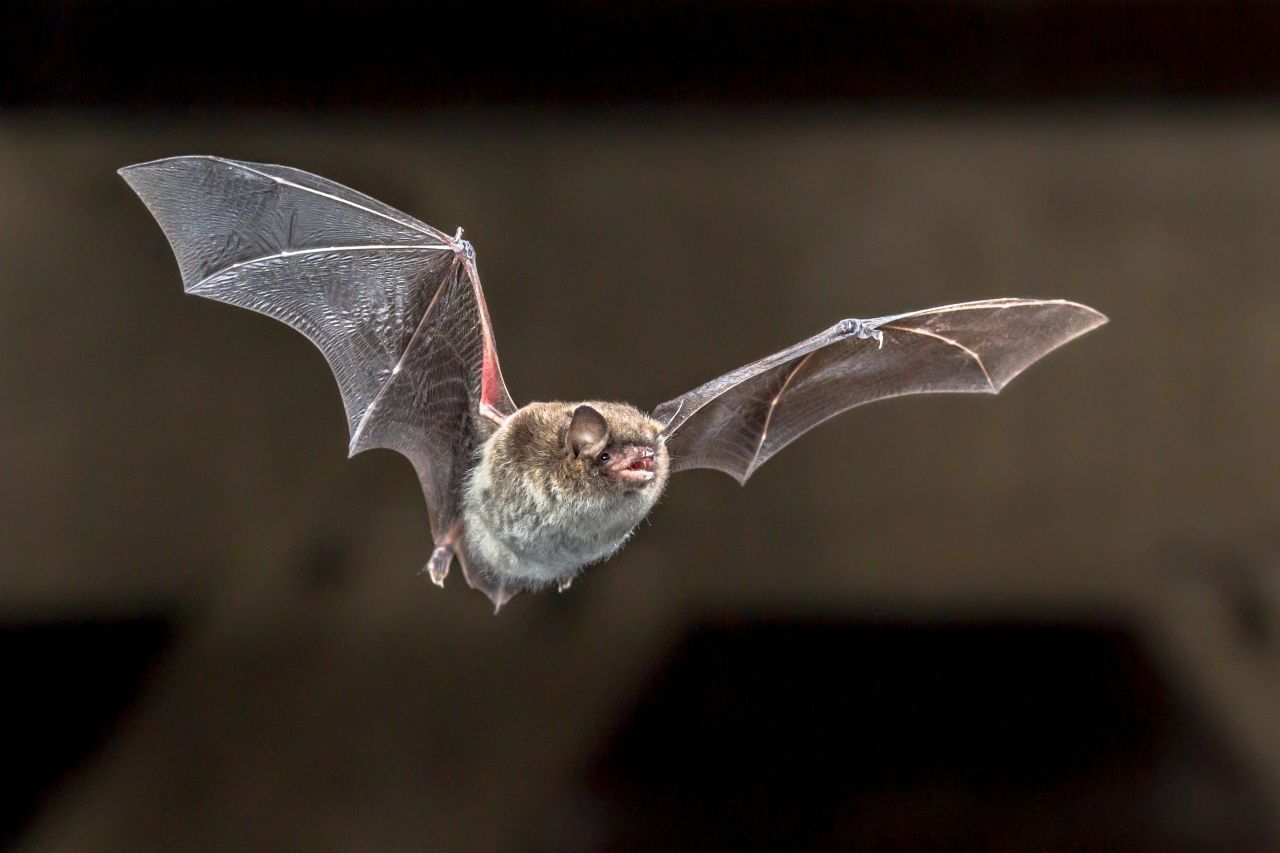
[[628, 451, 656, 473], [612, 447, 657, 486]]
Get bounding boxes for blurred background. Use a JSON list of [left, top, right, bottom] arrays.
[[4, 1, 1280, 850]]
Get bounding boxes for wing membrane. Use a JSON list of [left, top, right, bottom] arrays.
[[654, 298, 1106, 483], [121, 155, 515, 537]]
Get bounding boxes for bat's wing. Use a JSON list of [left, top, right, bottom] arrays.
[[121, 156, 516, 594], [653, 298, 1106, 483]]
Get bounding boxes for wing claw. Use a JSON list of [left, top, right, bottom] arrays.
[[836, 318, 885, 349]]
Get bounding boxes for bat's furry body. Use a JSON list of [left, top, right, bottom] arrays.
[[121, 155, 1107, 611]]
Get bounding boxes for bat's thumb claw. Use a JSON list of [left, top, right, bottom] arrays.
[[838, 318, 885, 349]]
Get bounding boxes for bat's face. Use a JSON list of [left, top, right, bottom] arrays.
[[481, 401, 670, 505], [562, 403, 669, 497]]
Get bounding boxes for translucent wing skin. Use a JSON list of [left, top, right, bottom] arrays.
[[653, 298, 1107, 483], [120, 156, 516, 545]]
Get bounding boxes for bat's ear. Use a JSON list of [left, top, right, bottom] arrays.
[[567, 405, 609, 459]]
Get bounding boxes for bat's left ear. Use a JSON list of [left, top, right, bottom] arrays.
[[566, 405, 609, 459]]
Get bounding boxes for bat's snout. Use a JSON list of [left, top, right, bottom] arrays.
[[629, 448, 656, 473], [607, 445, 658, 486]]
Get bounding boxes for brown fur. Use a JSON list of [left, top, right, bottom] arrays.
[[495, 401, 666, 497]]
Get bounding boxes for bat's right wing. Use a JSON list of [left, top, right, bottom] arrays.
[[120, 156, 517, 592], [653, 298, 1106, 484]]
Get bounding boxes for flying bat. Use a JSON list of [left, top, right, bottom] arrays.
[[120, 156, 1107, 611]]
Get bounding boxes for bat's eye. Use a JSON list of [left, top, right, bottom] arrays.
[[598, 452, 610, 464]]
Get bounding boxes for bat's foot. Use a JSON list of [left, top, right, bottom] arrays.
[[424, 521, 468, 587], [424, 544, 453, 587], [837, 318, 885, 349]]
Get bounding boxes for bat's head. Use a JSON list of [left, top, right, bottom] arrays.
[[563, 403, 669, 495], [483, 401, 670, 514]]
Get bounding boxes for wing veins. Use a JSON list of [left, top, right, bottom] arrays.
[[872, 297, 1106, 325], [187, 243, 450, 292], [349, 253, 462, 453], [746, 350, 816, 477], [657, 331, 835, 436], [881, 323, 996, 390], [216, 158, 439, 238]]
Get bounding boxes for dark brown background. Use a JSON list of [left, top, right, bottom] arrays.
[[3, 2, 1280, 851]]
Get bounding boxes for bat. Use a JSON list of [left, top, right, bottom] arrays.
[[120, 156, 1107, 611]]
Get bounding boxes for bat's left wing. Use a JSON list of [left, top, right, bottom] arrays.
[[653, 298, 1106, 483], [120, 156, 516, 600]]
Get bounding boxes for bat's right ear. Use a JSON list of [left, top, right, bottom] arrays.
[[567, 405, 609, 459]]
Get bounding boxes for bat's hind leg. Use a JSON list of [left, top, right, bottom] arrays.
[[423, 521, 465, 587], [423, 521, 517, 612], [425, 544, 455, 587]]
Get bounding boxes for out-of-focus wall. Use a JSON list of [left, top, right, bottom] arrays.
[[1, 113, 1278, 850]]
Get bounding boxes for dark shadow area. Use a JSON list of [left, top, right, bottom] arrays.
[[0, 618, 175, 847], [7, 1, 1280, 108], [583, 618, 1274, 853]]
